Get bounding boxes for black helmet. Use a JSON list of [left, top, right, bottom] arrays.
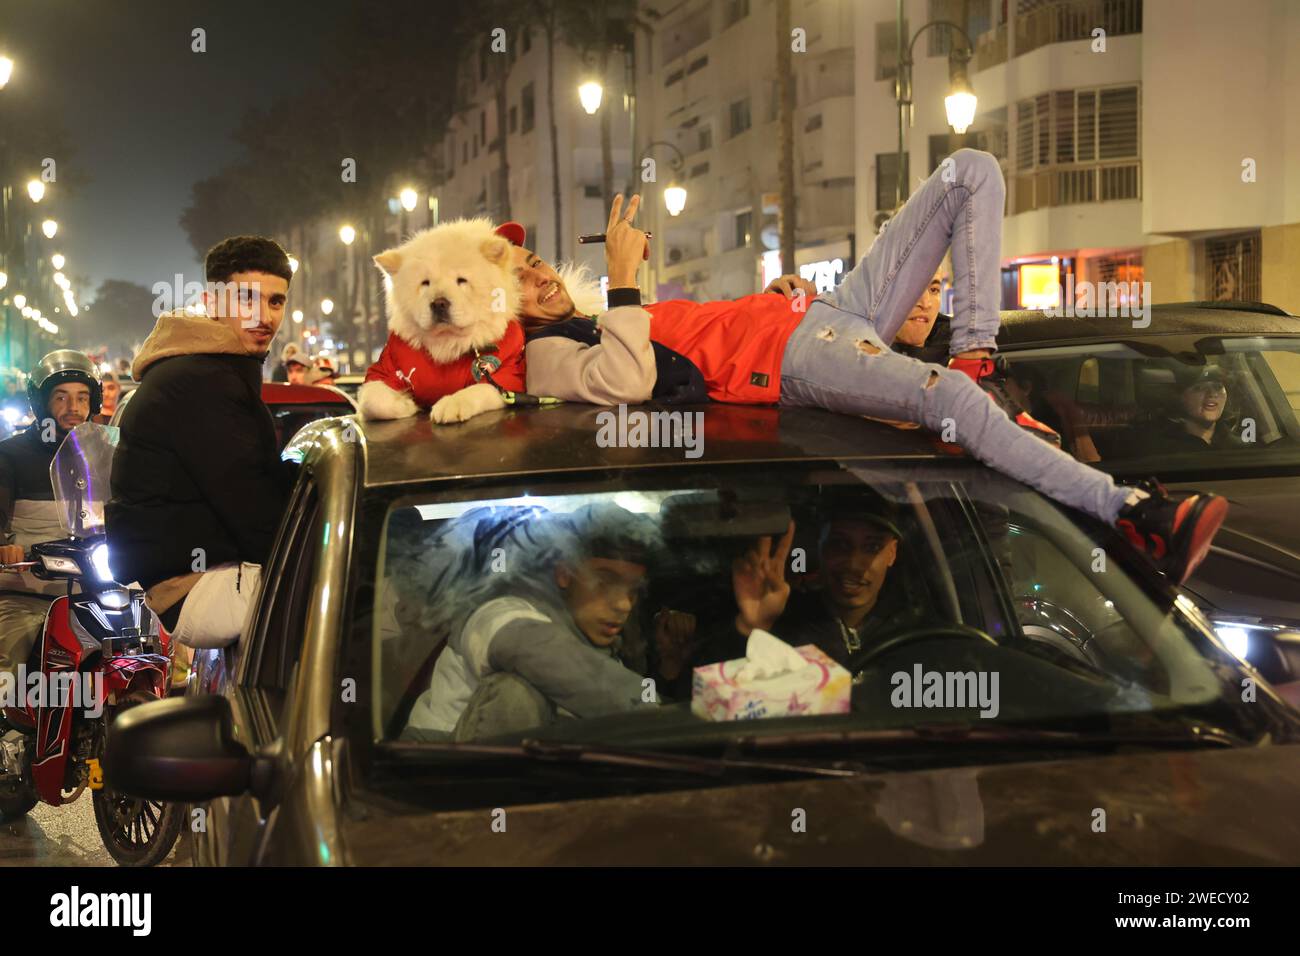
[[27, 350, 103, 420]]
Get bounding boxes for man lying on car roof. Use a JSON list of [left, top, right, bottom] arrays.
[[494, 148, 1229, 590]]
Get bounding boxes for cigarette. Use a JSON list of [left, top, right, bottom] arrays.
[[578, 232, 653, 244]]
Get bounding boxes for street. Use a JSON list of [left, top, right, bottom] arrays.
[[0, 795, 186, 867]]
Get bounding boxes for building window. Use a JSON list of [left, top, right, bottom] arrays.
[[804, 113, 823, 133], [875, 152, 909, 214], [1016, 85, 1139, 171], [522, 28, 531, 54], [479, 51, 487, 83], [690, 162, 710, 178], [1204, 231, 1262, 302], [583, 184, 602, 198], [521, 83, 535, 133], [729, 97, 751, 138], [698, 126, 712, 151], [509, 105, 517, 134], [480, 110, 486, 143], [463, 141, 469, 164], [875, 19, 908, 81], [926, 0, 967, 56], [687, 55, 708, 75], [733, 210, 754, 249], [665, 68, 684, 87], [724, 0, 750, 27]]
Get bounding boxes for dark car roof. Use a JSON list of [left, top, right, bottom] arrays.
[[998, 302, 1300, 348], [356, 404, 953, 488]]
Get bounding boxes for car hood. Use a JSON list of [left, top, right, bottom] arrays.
[[341, 743, 1300, 865], [1167, 476, 1300, 619]]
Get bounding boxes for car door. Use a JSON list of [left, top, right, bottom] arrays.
[[190, 477, 322, 866]]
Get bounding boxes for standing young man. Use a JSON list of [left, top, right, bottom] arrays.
[[107, 236, 294, 647], [501, 149, 1226, 586]]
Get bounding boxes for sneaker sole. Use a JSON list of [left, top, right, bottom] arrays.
[[1173, 495, 1229, 586]]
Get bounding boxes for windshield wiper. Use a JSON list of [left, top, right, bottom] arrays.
[[378, 737, 866, 780]]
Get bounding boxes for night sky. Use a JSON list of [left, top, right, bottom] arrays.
[[1, 0, 352, 293]]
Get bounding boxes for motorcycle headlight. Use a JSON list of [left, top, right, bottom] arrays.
[[90, 542, 114, 582]]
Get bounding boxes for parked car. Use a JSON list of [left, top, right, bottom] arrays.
[[998, 301, 1300, 687], [107, 403, 1300, 865], [111, 381, 355, 451]]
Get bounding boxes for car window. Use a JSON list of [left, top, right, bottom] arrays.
[[269, 403, 353, 451], [1003, 337, 1300, 475], [357, 464, 1272, 761]]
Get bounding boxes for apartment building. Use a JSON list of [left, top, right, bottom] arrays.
[[853, 0, 1300, 315], [635, 0, 857, 301]]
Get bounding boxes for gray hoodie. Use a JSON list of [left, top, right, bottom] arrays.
[[405, 579, 650, 735]]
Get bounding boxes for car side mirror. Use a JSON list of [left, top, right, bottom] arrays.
[[104, 695, 264, 801]]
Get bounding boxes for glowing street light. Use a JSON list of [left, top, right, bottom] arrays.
[[339, 225, 356, 246], [27, 180, 45, 203], [0, 57, 13, 89], [399, 188, 418, 212], [292, 309, 304, 323], [0, 271, 6, 290], [287, 255, 299, 274], [41, 219, 58, 239], [21, 307, 32, 318], [51, 253, 65, 270], [578, 80, 603, 115], [320, 298, 335, 315], [13, 294, 26, 310], [663, 182, 688, 217], [53, 272, 70, 290]]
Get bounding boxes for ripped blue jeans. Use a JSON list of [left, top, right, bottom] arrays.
[[779, 148, 1131, 524]]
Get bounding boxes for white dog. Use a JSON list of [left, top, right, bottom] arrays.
[[359, 218, 526, 424]]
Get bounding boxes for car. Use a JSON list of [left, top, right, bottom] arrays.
[[106, 402, 1300, 865], [997, 301, 1300, 688], [331, 373, 365, 400], [110, 380, 355, 451]]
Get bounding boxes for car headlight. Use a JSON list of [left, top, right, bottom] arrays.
[[1214, 624, 1250, 660], [90, 542, 115, 582]]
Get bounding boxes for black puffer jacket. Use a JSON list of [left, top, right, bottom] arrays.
[[107, 313, 292, 589], [0, 424, 63, 547]]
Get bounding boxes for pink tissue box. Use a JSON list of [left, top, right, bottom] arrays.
[[691, 644, 852, 722]]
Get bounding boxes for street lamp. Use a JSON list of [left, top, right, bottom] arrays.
[[894, 17, 978, 206], [51, 253, 64, 270], [53, 272, 69, 290], [27, 180, 45, 203], [320, 298, 334, 316], [399, 188, 418, 212], [339, 225, 356, 246], [292, 309, 304, 323], [287, 255, 299, 274], [640, 141, 687, 216], [578, 80, 603, 115], [0, 56, 13, 89], [13, 295, 26, 310], [41, 219, 57, 239], [0, 271, 6, 290]]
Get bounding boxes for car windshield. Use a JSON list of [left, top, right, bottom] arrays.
[[1002, 336, 1300, 477], [362, 461, 1286, 760]]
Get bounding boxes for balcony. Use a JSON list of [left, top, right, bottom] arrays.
[[973, 23, 1007, 72], [1015, 0, 1142, 58], [1011, 160, 1141, 215]]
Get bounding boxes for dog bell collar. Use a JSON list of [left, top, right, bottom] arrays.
[[495, 221, 526, 247]]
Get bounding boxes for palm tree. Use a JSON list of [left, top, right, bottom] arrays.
[[776, 0, 796, 274]]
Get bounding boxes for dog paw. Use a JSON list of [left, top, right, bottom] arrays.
[[430, 383, 503, 424], [358, 381, 420, 420]]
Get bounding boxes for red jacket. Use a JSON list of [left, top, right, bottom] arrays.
[[364, 322, 526, 407], [645, 294, 805, 403]]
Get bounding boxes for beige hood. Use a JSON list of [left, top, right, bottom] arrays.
[[133, 311, 250, 379]]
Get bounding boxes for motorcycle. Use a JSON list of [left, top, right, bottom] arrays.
[[0, 421, 182, 866]]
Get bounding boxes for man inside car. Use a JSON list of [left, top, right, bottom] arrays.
[[404, 502, 659, 741]]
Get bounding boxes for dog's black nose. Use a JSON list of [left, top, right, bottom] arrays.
[[430, 297, 451, 322]]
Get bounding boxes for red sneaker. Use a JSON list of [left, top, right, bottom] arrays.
[[1115, 479, 1229, 585]]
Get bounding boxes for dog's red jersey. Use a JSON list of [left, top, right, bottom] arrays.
[[365, 321, 527, 408]]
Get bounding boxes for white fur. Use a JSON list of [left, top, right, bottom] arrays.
[[553, 260, 608, 317], [358, 379, 420, 420], [372, 218, 522, 425], [375, 218, 521, 365], [430, 381, 506, 424]]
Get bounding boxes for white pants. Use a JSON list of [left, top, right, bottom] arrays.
[[173, 562, 263, 649]]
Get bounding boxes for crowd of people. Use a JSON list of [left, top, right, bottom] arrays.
[[0, 148, 1237, 731]]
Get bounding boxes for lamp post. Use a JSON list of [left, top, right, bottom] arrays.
[[639, 141, 687, 216], [894, 7, 978, 208]]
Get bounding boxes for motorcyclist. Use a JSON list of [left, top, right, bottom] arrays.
[[0, 351, 101, 676]]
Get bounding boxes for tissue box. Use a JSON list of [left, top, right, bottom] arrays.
[[691, 643, 852, 722]]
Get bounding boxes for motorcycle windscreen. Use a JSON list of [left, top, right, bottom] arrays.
[[49, 422, 120, 538]]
